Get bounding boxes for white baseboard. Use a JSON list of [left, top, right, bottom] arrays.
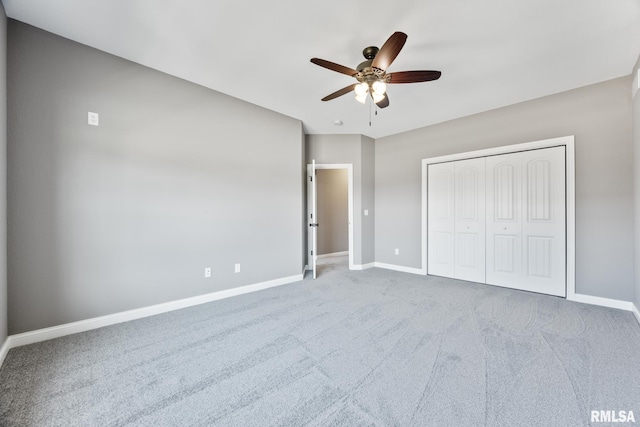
[[569, 293, 635, 311], [4, 273, 303, 352], [317, 251, 348, 259], [0, 337, 9, 368], [3, 271, 638, 370], [374, 262, 425, 275], [570, 294, 640, 326], [351, 262, 375, 271]]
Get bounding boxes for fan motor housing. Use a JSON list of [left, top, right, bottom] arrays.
[[357, 46, 386, 84], [356, 60, 373, 72], [362, 46, 379, 60]]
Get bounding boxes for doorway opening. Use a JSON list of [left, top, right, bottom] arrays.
[[306, 163, 354, 278]]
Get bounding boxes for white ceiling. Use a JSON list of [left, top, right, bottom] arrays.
[[3, 0, 640, 138]]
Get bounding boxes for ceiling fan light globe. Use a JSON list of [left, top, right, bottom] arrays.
[[355, 93, 368, 104], [372, 92, 386, 103], [372, 80, 387, 95], [354, 82, 369, 97]]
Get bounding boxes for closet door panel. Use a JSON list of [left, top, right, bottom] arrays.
[[486, 152, 525, 288], [486, 147, 566, 296], [454, 157, 485, 282], [521, 146, 566, 296], [428, 162, 455, 278]]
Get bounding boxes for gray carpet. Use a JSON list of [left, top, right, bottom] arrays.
[[1, 255, 639, 426]]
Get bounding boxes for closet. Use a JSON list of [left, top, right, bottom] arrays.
[[427, 146, 566, 297]]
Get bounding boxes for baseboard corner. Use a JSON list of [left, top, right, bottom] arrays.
[[0, 336, 10, 368], [632, 303, 640, 325], [570, 293, 634, 312], [374, 262, 425, 276], [351, 262, 375, 271]]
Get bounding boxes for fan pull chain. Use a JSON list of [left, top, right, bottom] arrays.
[[367, 99, 380, 127]]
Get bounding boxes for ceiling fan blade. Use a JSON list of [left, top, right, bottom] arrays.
[[321, 84, 357, 101], [371, 32, 407, 71], [376, 94, 389, 109], [387, 70, 442, 84], [311, 58, 359, 77]]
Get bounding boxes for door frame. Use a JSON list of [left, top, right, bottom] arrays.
[[421, 135, 576, 299], [307, 163, 355, 271]]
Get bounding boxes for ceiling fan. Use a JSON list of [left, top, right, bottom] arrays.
[[310, 31, 441, 109]]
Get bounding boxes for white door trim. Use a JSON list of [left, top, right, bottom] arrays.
[[311, 160, 317, 278], [307, 163, 355, 271], [421, 135, 576, 298]]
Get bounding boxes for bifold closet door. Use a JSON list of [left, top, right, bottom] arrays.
[[428, 158, 485, 282], [486, 146, 566, 297]]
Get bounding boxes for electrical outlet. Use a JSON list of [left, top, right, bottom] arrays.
[[204, 267, 211, 278], [88, 111, 99, 126], [364, 209, 369, 216], [234, 263, 241, 273], [395, 248, 399, 255]]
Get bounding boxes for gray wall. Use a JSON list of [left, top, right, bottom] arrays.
[[306, 134, 375, 266], [376, 76, 634, 301], [316, 169, 348, 255], [361, 136, 375, 264], [7, 21, 304, 334], [0, 4, 6, 346], [633, 56, 640, 310]]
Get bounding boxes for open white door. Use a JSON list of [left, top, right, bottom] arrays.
[[307, 160, 318, 278]]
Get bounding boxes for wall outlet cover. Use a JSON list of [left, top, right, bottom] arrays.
[[88, 111, 99, 126]]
